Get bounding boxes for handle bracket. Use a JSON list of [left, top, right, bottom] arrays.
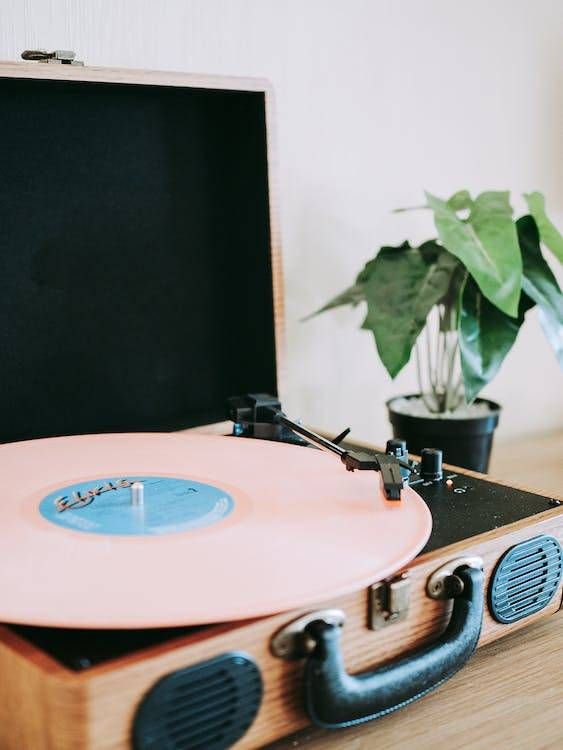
[[271, 608, 345, 660], [427, 556, 483, 599]]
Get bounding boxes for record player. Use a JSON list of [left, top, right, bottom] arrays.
[[0, 57, 561, 750]]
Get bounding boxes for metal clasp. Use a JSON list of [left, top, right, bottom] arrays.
[[21, 50, 84, 66], [369, 572, 410, 630], [427, 556, 484, 600]]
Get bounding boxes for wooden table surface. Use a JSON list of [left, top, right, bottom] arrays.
[[489, 431, 562, 499], [269, 432, 563, 750]]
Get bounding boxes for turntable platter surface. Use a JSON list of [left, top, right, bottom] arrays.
[[0, 433, 431, 628]]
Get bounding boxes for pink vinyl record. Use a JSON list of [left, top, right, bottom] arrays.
[[0, 433, 431, 628]]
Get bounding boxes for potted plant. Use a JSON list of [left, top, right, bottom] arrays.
[[307, 190, 563, 471]]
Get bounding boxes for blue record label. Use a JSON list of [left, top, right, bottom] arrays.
[[39, 476, 235, 536]]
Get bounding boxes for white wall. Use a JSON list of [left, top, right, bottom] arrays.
[[1, 0, 562, 445]]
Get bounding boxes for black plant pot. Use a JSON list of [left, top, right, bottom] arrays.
[[387, 395, 501, 473]]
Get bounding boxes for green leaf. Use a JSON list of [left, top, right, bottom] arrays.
[[524, 192, 563, 263], [393, 190, 473, 214], [303, 243, 410, 320], [302, 281, 366, 320], [447, 190, 473, 212], [425, 190, 522, 318], [459, 278, 534, 401], [538, 308, 563, 367], [517, 215, 563, 366], [361, 243, 459, 377], [418, 239, 442, 265]]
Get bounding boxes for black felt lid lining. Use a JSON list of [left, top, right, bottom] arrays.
[[0, 76, 277, 443]]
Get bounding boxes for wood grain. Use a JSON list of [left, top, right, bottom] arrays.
[[0, 423, 560, 748], [0, 503, 561, 750], [0, 59, 270, 90], [263, 83, 287, 396], [490, 431, 563, 498], [268, 609, 563, 750]]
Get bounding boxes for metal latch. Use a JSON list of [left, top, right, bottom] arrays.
[[21, 50, 84, 66], [369, 572, 410, 630]]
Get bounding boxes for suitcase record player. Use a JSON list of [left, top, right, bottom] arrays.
[[0, 56, 561, 750]]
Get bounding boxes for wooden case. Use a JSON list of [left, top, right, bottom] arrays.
[[0, 468, 561, 750], [0, 60, 562, 750], [0, 60, 285, 443]]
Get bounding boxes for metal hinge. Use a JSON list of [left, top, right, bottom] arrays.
[[21, 50, 84, 66], [369, 572, 410, 630]]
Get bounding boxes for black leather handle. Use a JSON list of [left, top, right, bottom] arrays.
[[304, 565, 484, 728]]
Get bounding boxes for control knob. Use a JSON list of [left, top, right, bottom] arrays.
[[420, 448, 443, 481]]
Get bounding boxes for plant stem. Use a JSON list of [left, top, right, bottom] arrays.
[[444, 334, 459, 411], [426, 325, 434, 393], [416, 342, 435, 412], [435, 307, 443, 394], [452, 372, 464, 403]]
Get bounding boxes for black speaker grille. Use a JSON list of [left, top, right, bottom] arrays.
[[489, 535, 563, 624], [133, 652, 262, 750]]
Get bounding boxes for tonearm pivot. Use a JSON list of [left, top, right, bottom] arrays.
[[227, 393, 409, 501]]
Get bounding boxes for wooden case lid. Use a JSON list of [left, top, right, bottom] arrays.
[[0, 63, 284, 442]]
